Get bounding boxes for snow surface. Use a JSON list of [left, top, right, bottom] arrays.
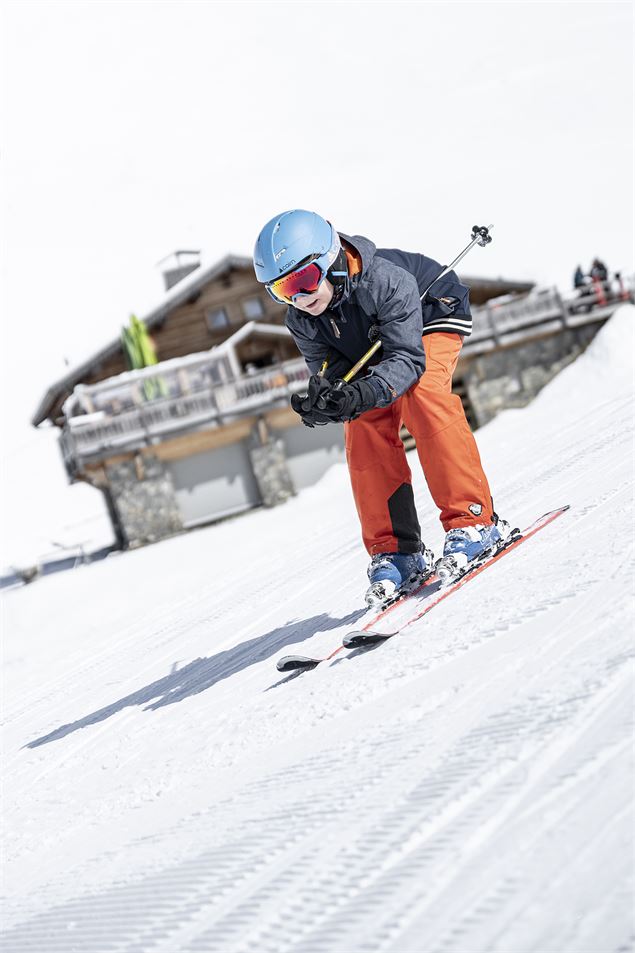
[[2, 306, 634, 953]]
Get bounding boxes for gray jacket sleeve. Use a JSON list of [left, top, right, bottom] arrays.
[[359, 259, 426, 403]]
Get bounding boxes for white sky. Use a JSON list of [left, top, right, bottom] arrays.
[[0, 0, 633, 558]]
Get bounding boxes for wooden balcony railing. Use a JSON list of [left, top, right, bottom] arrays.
[[60, 357, 311, 471], [59, 277, 633, 474]]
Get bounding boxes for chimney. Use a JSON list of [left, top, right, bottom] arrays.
[[158, 250, 201, 291]]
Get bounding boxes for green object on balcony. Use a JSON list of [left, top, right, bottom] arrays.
[[120, 315, 167, 401]]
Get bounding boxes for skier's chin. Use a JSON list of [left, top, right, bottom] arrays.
[[299, 301, 327, 317]]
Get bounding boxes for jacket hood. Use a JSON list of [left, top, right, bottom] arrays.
[[338, 233, 376, 301], [285, 232, 376, 327]]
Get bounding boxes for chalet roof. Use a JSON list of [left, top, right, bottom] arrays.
[[143, 254, 253, 329], [32, 254, 253, 427]]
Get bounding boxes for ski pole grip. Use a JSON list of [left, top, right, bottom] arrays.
[[472, 224, 493, 246]]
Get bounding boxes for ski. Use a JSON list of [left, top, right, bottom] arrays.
[[275, 654, 322, 672], [276, 569, 442, 672], [342, 630, 397, 649], [276, 575, 440, 673], [276, 506, 570, 673], [341, 521, 524, 648]]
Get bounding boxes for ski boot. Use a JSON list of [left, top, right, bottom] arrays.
[[436, 518, 513, 584], [365, 547, 435, 607]]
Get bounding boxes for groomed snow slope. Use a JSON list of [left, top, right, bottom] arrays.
[[2, 306, 634, 953]]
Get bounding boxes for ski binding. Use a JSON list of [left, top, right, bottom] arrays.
[[435, 525, 522, 585]]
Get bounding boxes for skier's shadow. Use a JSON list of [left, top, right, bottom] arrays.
[[25, 609, 365, 749]]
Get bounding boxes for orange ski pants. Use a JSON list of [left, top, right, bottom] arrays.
[[344, 332, 494, 555]]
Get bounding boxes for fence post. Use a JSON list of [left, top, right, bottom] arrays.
[[485, 303, 500, 345], [553, 287, 570, 328]]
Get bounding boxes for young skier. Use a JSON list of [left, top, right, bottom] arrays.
[[253, 209, 511, 605]]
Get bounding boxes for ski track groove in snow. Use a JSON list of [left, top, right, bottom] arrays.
[[3, 510, 633, 944], [2, 544, 360, 730], [2, 549, 364, 782], [2, 623, 631, 953], [2, 309, 634, 952]]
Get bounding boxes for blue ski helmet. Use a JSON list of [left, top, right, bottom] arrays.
[[253, 209, 341, 284]]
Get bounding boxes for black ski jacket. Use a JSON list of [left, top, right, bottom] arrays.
[[285, 233, 472, 405]]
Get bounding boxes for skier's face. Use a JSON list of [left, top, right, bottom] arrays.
[[291, 278, 334, 317]]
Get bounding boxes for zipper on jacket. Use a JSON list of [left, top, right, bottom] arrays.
[[329, 316, 341, 339]]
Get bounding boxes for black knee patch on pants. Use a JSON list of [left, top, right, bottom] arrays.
[[388, 483, 421, 554]]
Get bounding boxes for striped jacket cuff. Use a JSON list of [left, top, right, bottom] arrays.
[[422, 313, 473, 337]]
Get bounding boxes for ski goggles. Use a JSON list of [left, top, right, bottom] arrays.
[[265, 259, 327, 304]]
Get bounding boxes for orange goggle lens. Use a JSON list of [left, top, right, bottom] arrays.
[[267, 262, 324, 303]]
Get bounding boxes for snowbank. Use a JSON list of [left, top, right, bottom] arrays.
[[531, 302, 634, 413]]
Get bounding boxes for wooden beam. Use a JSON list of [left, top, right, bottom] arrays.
[[264, 405, 302, 430], [153, 420, 255, 460]]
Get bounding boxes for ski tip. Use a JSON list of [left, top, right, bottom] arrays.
[[542, 504, 571, 518], [276, 655, 321, 673], [342, 630, 396, 649]]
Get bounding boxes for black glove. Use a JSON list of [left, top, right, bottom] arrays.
[[290, 375, 334, 428], [319, 378, 381, 422]]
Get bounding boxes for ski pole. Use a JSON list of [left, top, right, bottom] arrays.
[[316, 341, 382, 382], [420, 224, 493, 299], [340, 340, 382, 383], [315, 342, 382, 401], [321, 224, 494, 387]]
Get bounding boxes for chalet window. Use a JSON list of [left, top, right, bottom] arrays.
[[242, 297, 265, 320], [206, 307, 230, 331]]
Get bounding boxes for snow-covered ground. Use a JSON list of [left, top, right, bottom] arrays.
[[0, 424, 115, 578], [2, 307, 634, 953]]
